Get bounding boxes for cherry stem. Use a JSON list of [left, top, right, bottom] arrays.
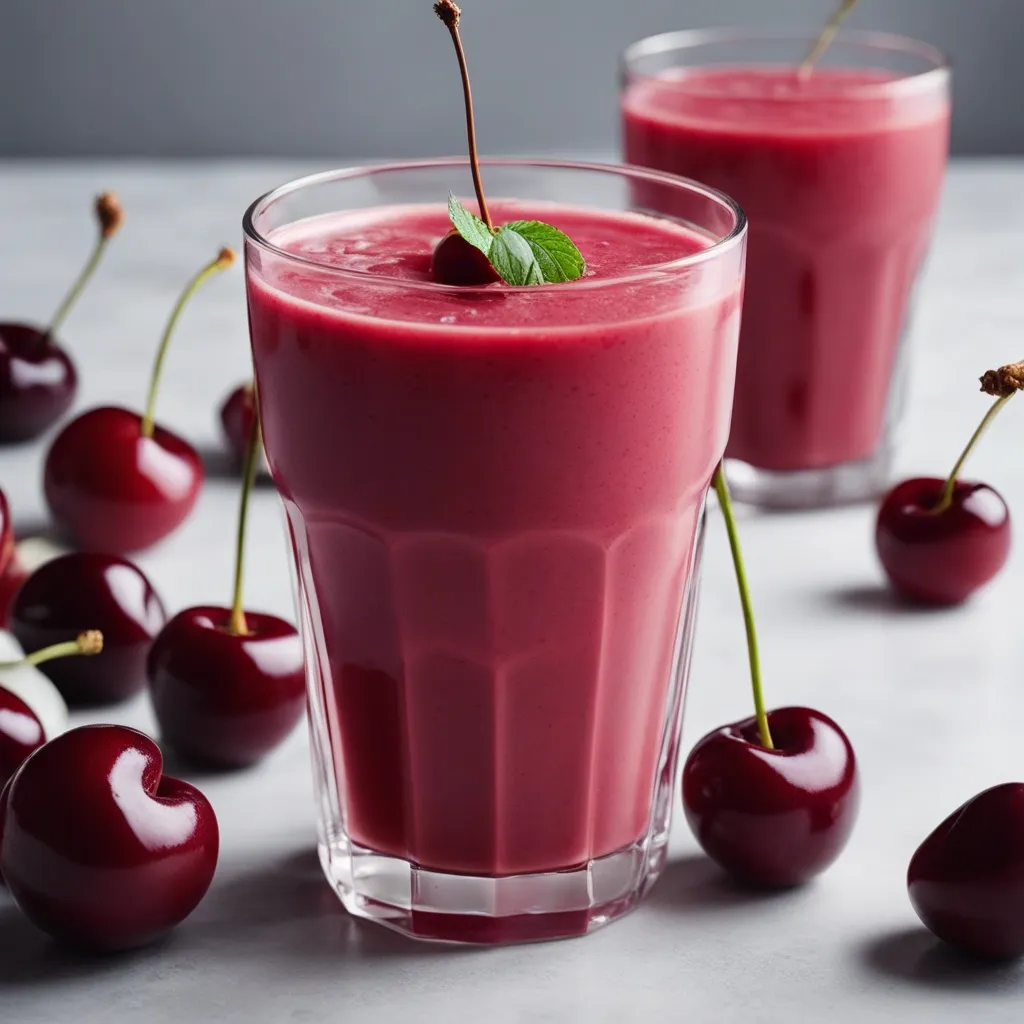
[[47, 193, 124, 339], [932, 393, 1015, 515], [713, 464, 774, 751], [434, 1, 494, 231], [799, 0, 860, 80], [229, 397, 262, 636], [141, 248, 235, 439], [0, 630, 103, 670]]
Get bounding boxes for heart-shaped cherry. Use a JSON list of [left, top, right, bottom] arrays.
[[11, 552, 166, 705], [432, 229, 499, 286], [149, 413, 305, 768], [908, 783, 1024, 960], [0, 194, 123, 444], [43, 248, 234, 554], [876, 359, 1021, 605], [0, 724, 219, 951], [682, 466, 859, 886], [0, 631, 100, 789]]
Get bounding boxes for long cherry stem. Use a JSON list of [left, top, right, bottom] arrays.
[[228, 396, 262, 636], [434, 1, 494, 230], [932, 393, 1015, 515], [799, 0, 860, 80], [47, 193, 124, 338], [141, 248, 235, 439], [0, 630, 103, 670], [713, 464, 774, 750]]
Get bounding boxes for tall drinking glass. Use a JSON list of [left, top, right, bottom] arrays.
[[243, 160, 746, 943], [623, 30, 951, 507]]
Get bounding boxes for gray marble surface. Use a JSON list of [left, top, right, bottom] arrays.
[[1, 160, 1023, 1023]]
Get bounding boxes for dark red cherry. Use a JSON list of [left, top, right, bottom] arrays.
[[148, 607, 305, 769], [11, 552, 166, 705], [431, 229, 500, 286], [0, 724, 219, 951], [0, 688, 44, 792], [0, 324, 77, 444], [43, 406, 203, 554], [682, 706, 859, 887], [909, 783, 1024, 960], [876, 477, 1011, 605], [219, 383, 258, 466], [0, 487, 13, 577]]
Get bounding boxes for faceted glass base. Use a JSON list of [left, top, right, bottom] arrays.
[[725, 444, 895, 510], [319, 830, 670, 945]]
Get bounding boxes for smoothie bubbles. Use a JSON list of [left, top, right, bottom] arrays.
[[622, 23, 951, 508], [244, 1, 746, 943]]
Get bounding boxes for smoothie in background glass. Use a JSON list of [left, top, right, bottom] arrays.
[[623, 30, 950, 508], [244, 160, 746, 943]]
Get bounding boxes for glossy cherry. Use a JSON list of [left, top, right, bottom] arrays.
[[876, 478, 1011, 605], [683, 707, 859, 887], [42, 248, 234, 554], [0, 631, 99, 789], [432, 230, 499, 286], [0, 689, 44, 792], [148, 608, 305, 768], [0, 194, 123, 444], [909, 783, 1024, 960], [148, 415, 305, 768], [682, 467, 859, 886], [45, 406, 204, 554], [0, 536, 69, 629], [11, 552, 166, 705], [877, 361, 1022, 605], [0, 724, 219, 951], [219, 381, 259, 466]]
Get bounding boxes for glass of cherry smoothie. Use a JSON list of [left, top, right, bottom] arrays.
[[622, 29, 950, 507], [243, 159, 746, 943]]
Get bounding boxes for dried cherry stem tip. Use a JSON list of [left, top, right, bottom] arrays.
[[141, 248, 236, 439], [433, 0, 493, 231], [229, 399, 262, 637], [47, 191, 126, 338], [713, 465, 774, 751], [799, 0, 860, 80], [932, 358, 1024, 515], [0, 630, 104, 670]]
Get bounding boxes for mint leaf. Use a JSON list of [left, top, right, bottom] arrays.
[[448, 194, 494, 256], [489, 221, 586, 286]]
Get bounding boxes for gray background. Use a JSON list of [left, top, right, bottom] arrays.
[[1, 0, 1020, 158]]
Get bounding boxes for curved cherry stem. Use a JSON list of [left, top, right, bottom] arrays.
[[228, 397, 262, 636], [713, 464, 774, 750], [47, 194, 124, 338], [434, 1, 493, 230], [0, 630, 103, 669], [799, 0, 860, 80], [141, 248, 234, 439], [932, 393, 1014, 515]]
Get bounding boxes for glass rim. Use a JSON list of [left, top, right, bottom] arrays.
[[622, 27, 950, 98], [242, 157, 748, 296]]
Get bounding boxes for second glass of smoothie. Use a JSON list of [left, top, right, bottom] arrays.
[[623, 29, 950, 507], [244, 159, 746, 943]]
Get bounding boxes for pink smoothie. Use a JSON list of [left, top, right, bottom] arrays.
[[623, 67, 950, 471], [248, 201, 742, 876]]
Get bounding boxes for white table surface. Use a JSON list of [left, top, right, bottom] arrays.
[[1, 159, 1023, 1023]]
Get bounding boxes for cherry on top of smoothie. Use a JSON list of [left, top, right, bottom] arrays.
[[258, 200, 727, 331], [623, 66, 945, 135]]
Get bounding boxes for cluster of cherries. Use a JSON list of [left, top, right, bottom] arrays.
[[0, 202, 302, 951]]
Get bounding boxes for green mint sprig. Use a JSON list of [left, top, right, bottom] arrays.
[[448, 194, 587, 287]]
